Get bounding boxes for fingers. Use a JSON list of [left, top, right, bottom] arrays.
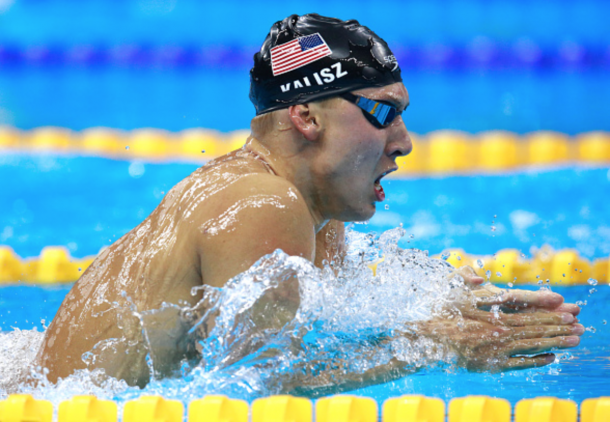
[[554, 303, 581, 316], [475, 288, 565, 312], [507, 336, 580, 355], [463, 308, 577, 327], [500, 289, 564, 309], [502, 354, 556, 371], [502, 312, 576, 326], [512, 323, 584, 339], [456, 265, 484, 288]]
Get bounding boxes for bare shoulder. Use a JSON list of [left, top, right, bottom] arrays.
[[218, 172, 309, 209], [192, 172, 317, 288]]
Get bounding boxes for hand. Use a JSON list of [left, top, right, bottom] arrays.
[[418, 314, 584, 371], [455, 265, 581, 317], [421, 265, 585, 371]]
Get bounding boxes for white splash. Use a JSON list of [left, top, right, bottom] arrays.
[[0, 226, 465, 404]]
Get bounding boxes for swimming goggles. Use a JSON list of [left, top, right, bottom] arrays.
[[339, 92, 403, 129]]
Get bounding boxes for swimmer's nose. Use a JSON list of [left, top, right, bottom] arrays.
[[386, 116, 413, 158]]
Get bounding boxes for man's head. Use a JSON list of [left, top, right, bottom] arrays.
[[248, 14, 412, 223], [249, 13, 402, 115]]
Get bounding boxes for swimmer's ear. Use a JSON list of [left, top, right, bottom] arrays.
[[287, 103, 322, 142]]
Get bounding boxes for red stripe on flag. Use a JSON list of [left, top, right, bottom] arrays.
[[270, 40, 300, 56], [273, 49, 331, 75], [273, 46, 331, 71], [274, 45, 330, 67], [273, 47, 326, 67], [272, 47, 302, 61]]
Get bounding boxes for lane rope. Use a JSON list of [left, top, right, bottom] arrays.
[[1, 127, 609, 175], [1, 244, 607, 285]]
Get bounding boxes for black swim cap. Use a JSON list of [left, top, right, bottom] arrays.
[[249, 14, 402, 115]]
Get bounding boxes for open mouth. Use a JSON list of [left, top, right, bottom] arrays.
[[374, 168, 396, 202]]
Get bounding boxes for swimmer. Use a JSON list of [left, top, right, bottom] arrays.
[[36, 14, 583, 391]]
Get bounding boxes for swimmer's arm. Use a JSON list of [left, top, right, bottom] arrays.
[[183, 176, 316, 355], [196, 174, 317, 289], [287, 359, 412, 398], [275, 333, 419, 398], [279, 306, 583, 398]]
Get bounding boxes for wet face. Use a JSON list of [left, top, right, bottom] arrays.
[[313, 82, 412, 222]]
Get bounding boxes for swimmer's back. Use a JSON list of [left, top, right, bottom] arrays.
[[36, 149, 316, 386]]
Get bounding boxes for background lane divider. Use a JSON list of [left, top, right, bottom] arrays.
[[1, 127, 609, 173], [0, 245, 608, 285]]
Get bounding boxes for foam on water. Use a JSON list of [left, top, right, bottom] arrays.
[[0, 226, 476, 405]]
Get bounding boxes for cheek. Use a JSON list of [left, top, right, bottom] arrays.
[[323, 111, 385, 178]]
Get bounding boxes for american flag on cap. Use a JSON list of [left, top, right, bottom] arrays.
[[271, 33, 332, 76]]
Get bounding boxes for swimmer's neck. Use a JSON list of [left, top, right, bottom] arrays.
[[243, 136, 329, 233]]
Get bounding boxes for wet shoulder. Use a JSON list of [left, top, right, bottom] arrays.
[[159, 153, 271, 210], [200, 171, 311, 224], [196, 172, 317, 284]]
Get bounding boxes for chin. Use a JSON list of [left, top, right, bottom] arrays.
[[343, 203, 376, 222]]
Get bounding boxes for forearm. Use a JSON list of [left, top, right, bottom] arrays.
[[270, 329, 444, 398], [281, 357, 412, 398]]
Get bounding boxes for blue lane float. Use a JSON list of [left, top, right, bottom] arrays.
[[1, 43, 609, 69]]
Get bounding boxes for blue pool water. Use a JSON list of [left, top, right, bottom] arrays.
[[1, 153, 609, 405], [1, 0, 609, 410], [2, 67, 609, 134], [1, 153, 609, 261], [1, 242, 609, 405], [1, 280, 608, 405]]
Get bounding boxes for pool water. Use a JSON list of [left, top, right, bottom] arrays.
[[1, 258, 608, 405], [1, 153, 609, 260], [1, 153, 609, 405]]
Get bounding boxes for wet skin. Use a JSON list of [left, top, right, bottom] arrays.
[[36, 83, 582, 389]]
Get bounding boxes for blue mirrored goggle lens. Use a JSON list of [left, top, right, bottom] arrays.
[[339, 93, 401, 128], [355, 96, 397, 127]]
